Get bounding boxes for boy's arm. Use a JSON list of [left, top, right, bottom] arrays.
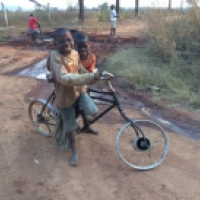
[[88, 54, 96, 73], [34, 17, 40, 26], [50, 52, 96, 86]]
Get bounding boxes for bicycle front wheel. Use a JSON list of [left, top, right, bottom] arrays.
[[28, 100, 58, 137], [116, 120, 169, 170]]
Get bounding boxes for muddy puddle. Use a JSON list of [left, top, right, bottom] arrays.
[[16, 58, 49, 80], [14, 59, 200, 141]]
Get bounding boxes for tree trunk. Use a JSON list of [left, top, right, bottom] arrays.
[[180, 0, 183, 11], [116, 0, 119, 17], [135, 0, 139, 17], [1, 3, 8, 26], [79, 0, 84, 22], [168, 0, 172, 10]]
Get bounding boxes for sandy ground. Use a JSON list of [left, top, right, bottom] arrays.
[[0, 24, 200, 200]]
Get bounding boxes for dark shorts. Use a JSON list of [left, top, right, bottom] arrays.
[[29, 28, 38, 41]]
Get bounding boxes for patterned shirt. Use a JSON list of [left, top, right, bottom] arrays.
[[47, 50, 95, 108]]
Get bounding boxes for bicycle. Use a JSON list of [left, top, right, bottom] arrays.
[[28, 71, 169, 170]]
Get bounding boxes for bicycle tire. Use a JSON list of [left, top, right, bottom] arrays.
[[28, 100, 58, 137], [116, 120, 169, 170]]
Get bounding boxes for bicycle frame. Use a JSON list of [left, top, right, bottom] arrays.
[[38, 82, 145, 137], [83, 87, 142, 136]]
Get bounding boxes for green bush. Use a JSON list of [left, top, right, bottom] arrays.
[[98, 12, 109, 22], [144, 4, 200, 63]]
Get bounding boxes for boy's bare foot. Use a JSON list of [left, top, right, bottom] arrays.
[[70, 151, 78, 166]]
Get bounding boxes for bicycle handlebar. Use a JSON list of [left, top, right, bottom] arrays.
[[99, 70, 115, 91], [100, 70, 115, 80], [46, 70, 115, 91]]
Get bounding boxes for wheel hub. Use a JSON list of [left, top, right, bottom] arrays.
[[133, 136, 151, 152], [36, 113, 50, 123]]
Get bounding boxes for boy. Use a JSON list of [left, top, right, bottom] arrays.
[[110, 5, 118, 38], [47, 28, 101, 166], [73, 31, 98, 135], [74, 31, 96, 73], [28, 14, 40, 41]]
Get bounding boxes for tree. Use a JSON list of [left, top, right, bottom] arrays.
[[16, 6, 23, 12], [186, 0, 199, 3], [186, 0, 200, 7], [99, 2, 109, 11]]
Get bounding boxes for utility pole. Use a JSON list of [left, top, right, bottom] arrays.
[[47, 3, 51, 21], [168, 0, 172, 10], [1, 2, 8, 26], [116, 0, 119, 18], [180, 0, 184, 11], [79, 0, 84, 22], [135, 0, 139, 16]]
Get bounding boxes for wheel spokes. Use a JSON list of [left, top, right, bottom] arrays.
[[117, 120, 169, 170], [29, 100, 57, 137]]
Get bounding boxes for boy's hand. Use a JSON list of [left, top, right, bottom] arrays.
[[94, 71, 101, 81]]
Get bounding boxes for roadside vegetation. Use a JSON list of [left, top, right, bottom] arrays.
[[103, 4, 200, 110], [0, 3, 200, 109]]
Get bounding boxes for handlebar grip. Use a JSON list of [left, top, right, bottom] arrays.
[[100, 70, 115, 80]]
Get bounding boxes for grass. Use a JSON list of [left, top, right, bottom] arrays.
[[102, 47, 200, 109], [99, 3, 200, 110], [1, 7, 200, 109]]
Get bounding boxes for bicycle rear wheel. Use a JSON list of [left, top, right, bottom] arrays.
[[28, 100, 58, 137], [116, 120, 169, 170]]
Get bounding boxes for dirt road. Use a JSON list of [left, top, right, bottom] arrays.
[[0, 24, 200, 200]]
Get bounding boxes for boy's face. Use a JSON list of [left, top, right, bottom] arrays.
[[76, 41, 89, 60], [56, 31, 74, 55]]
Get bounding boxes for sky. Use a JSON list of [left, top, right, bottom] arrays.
[[1, 0, 194, 10]]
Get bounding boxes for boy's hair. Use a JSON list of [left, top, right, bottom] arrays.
[[110, 4, 115, 9], [53, 27, 72, 45], [73, 31, 89, 44]]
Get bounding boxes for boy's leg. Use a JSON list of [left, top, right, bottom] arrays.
[[78, 92, 99, 134], [32, 30, 38, 41], [80, 110, 98, 134], [110, 20, 114, 36], [110, 27, 113, 36], [113, 28, 116, 36], [58, 106, 79, 166], [67, 131, 78, 166], [112, 21, 117, 38]]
